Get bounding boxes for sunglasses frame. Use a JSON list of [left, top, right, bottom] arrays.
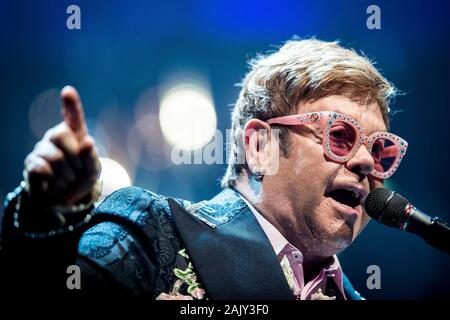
[[266, 111, 408, 179]]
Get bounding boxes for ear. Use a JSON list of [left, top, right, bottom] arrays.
[[243, 119, 279, 177]]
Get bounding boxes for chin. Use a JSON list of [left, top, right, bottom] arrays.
[[305, 218, 354, 256], [322, 229, 353, 252], [330, 233, 353, 252]]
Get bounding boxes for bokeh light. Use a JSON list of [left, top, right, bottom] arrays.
[[159, 81, 217, 151], [98, 157, 132, 199]]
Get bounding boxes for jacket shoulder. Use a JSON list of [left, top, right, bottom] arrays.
[[96, 186, 168, 218], [80, 186, 175, 264], [85, 186, 192, 258]]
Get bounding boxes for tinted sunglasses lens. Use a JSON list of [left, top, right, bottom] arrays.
[[328, 121, 357, 157], [371, 138, 398, 173]]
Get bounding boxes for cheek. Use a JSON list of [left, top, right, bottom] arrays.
[[287, 143, 342, 206], [290, 151, 327, 200], [280, 138, 342, 210], [291, 140, 312, 176], [292, 138, 330, 177]]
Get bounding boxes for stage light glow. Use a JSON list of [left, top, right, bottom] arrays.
[[98, 157, 132, 199], [159, 83, 217, 151]]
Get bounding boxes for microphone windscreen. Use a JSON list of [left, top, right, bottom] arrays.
[[365, 188, 409, 228]]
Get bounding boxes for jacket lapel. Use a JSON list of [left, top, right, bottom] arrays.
[[168, 189, 293, 300]]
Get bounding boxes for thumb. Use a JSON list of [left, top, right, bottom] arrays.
[[61, 85, 88, 140]]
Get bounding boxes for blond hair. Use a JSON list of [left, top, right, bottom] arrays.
[[221, 38, 397, 188]]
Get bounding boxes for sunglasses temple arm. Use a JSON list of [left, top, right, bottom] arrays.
[[267, 117, 326, 126]]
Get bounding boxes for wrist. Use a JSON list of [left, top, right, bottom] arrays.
[[8, 181, 102, 239]]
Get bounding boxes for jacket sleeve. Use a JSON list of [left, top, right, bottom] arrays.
[[0, 185, 182, 297]]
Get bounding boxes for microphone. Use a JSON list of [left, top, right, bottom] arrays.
[[364, 188, 450, 255]]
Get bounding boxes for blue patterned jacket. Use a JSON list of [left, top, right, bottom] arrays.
[[0, 186, 363, 299]]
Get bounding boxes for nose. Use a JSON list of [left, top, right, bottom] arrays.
[[345, 144, 375, 179]]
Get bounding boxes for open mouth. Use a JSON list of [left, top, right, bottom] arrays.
[[325, 189, 362, 209]]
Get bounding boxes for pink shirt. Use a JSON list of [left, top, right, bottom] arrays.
[[240, 196, 347, 300]]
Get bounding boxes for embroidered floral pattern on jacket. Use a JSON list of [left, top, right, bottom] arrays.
[[156, 248, 206, 300]]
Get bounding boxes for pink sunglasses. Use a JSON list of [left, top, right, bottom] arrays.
[[267, 111, 408, 179]]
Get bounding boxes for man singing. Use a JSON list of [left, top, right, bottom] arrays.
[[0, 38, 407, 299]]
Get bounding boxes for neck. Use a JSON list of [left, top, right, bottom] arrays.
[[234, 177, 336, 282]]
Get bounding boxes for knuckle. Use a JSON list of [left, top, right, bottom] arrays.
[[43, 123, 62, 140], [25, 155, 39, 172], [24, 153, 34, 167], [27, 159, 48, 177], [34, 141, 64, 164], [48, 149, 65, 165], [49, 125, 70, 144], [33, 140, 47, 154]]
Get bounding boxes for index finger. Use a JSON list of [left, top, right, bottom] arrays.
[[60, 85, 88, 140]]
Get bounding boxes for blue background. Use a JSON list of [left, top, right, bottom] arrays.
[[1, 0, 449, 299]]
